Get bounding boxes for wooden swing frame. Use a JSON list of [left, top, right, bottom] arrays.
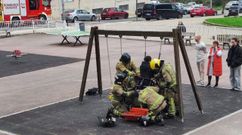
[[79, 26, 203, 121]]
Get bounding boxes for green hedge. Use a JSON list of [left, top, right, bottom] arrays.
[[205, 17, 242, 28]]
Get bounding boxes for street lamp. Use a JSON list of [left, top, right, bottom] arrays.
[[210, 0, 213, 8]]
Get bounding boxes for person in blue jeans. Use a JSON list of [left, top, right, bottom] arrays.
[[226, 38, 242, 91]]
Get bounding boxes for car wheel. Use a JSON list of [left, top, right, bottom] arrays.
[[190, 15, 194, 17], [124, 14, 128, 19], [177, 14, 182, 19], [73, 17, 78, 23], [91, 16, 96, 21], [145, 18, 150, 21], [101, 17, 105, 20]]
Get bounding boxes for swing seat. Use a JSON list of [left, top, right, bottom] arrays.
[[122, 107, 149, 121]]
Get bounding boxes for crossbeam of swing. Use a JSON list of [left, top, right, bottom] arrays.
[[97, 30, 173, 38]]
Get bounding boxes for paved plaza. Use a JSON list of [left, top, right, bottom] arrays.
[[0, 16, 242, 135]]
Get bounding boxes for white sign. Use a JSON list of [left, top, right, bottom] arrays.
[[3, 0, 20, 15], [20, 0, 26, 16]]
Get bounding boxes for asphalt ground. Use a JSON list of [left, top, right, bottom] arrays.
[[0, 84, 241, 135], [0, 51, 83, 78]]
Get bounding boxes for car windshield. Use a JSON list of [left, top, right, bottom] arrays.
[[43, 0, 51, 7], [230, 6, 239, 9], [143, 4, 154, 10], [103, 8, 110, 12]]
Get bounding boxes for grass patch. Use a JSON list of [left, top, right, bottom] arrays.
[[205, 16, 242, 27]]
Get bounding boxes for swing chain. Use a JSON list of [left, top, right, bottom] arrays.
[[144, 36, 147, 57], [119, 35, 123, 55], [158, 37, 163, 59], [105, 36, 113, 85]]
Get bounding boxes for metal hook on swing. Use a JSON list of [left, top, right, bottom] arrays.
[[119, 35, 123, 55], [158, 37, 163, 59], [144, 36, 147, 57]]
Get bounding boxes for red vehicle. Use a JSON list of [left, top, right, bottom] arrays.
[[0, 0, 51, 22], [101, 7, 129, 20], [204, 7, 217, 16], [190, 6, 217, 17]]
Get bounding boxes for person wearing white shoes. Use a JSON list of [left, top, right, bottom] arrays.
[[195, 35, 207, 86]]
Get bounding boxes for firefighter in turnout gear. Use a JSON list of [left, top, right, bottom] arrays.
[[109, 72, 140, 117], [138, 86, 167, 122], [150, 59, 177, 118], [116, 53, 139, 76]]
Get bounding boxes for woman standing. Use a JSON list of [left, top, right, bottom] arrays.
[[206, 41, 223, 88]]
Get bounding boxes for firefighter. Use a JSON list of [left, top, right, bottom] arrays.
[[138, 86, 167, 123], [116, 53, 139, 76], [108, 72, 139, 117], [150, 58, 177, 118]]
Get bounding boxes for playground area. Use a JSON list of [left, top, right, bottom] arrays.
[[0, 32, 242, 135]]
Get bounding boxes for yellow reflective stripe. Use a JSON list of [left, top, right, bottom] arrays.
[[150, 96, 164, 110]]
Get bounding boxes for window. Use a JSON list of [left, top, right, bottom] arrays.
[[143, 4, 154, 10], [29, 0, 39, 10], [92, 8, 103, 14], [82, 10, 89, 14], [137, 2, 145, 9], [43, 0, 50, 7], [64, 0, 74, 2], [119, 4, 129, 11], [76, 10, 83, 14], [157, 4, 172, 10]]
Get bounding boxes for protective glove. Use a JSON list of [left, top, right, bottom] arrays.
[[132, 90, 139, 98]]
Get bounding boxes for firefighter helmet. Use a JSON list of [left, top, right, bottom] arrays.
[[114, 72, 128, 85], [150, 59, 165, 70], [120, 53, 131, 64]]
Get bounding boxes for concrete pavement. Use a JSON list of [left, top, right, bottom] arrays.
[[0, 16, 242, 134]]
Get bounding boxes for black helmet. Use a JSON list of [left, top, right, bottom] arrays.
[[120, 53, 131, 64], [114, 72, 128, 85]]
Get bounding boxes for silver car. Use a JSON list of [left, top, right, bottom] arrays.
[[62, 9, 97, 22]]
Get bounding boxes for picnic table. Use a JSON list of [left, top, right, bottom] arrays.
[[61, 30, 89, 46], [45, 29, 89, 46]]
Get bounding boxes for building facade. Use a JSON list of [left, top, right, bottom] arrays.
[[51, 0, 156, 20]]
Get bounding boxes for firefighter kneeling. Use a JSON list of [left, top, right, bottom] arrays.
[[108, 72, 140, 117], [150, 59, 178, 118], [138, 86, 167, 126]]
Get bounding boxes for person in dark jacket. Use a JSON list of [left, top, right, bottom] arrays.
[[140, 56, 154, 87], [177, 21, 186, 33], [226, 38, 242, 91]]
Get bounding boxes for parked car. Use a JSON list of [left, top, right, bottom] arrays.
[[101, 8, 129, 20], [204, 7, 217, 16], [175, 2, 188, 15], [228, 5, 240, 16], [184, 3, 202, 14], [142, 3, 183, 20], [135, 8, 143, 17], [226, 1, 242, 12], [183, 4, 193, 14], [190, 6, 216, 17], [62, 9, 97, 22]]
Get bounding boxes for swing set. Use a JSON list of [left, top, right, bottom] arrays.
[[79, 26, 203, 121]]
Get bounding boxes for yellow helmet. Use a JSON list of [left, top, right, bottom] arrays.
[[150, 58, 161, 70]]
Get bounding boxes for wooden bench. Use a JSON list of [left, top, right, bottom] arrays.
[[163, 32, 195, 46], [183, 32, 195, 46], [217, 34, 242, 49]]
